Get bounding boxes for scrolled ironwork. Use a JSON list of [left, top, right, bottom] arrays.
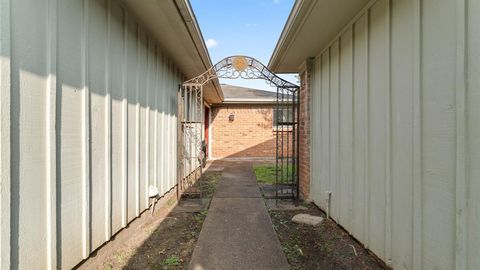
[[184, 55, 299, 91]]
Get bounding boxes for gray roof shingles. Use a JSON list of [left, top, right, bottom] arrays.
[[221, 84, 277, 101]]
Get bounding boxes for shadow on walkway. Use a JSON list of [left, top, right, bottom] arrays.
[[188, 161, 289, 270]]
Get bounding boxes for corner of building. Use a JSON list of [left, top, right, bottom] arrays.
[[298, 58, 314, 201]]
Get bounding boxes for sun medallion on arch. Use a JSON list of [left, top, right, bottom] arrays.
[[232, 56, 248, 72]]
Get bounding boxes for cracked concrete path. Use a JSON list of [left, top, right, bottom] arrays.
[[188, 161, 289, 270]]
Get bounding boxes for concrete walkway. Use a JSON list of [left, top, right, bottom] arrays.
[[188, 161, 289, 270]]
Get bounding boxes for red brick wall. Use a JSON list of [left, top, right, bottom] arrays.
[[211, 105, 277, 158], [299, 60, 313, 200], [211, 104, 293, 159]]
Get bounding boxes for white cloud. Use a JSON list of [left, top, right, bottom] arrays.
[[205, 38, 218, 49]]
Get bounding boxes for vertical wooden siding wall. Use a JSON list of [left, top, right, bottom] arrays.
[[309, 0, 480, 269], [0, 0, 181, 269]]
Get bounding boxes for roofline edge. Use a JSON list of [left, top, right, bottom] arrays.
[[268, 0, 315, 72]]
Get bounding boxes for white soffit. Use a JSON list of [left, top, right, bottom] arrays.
[[269, 0, 371, 73]]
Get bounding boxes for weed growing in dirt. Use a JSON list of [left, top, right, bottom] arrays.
[[186, 230, 197, 239], [282, 242, 304, 266], [269, 204, 387, 270], [112, 250, 131, 266], [162, 255, 181, 269], [199, 172, 221, 198], [195, 210, 208, 223], [184, 210, 208, 240]]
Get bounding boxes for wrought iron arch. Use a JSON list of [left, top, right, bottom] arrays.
[[184, 55, 299, 90], [178, 56, 300, 203]]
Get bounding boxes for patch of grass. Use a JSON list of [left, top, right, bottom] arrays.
[[253, 164, 294, 184]]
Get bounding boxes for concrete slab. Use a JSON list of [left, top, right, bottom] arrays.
[[214, 185, 262, 198], [216, 178, 258, 186], [172, 198, 210, 213], [206, 166, 224, 172], [188, 162, 289, 270]]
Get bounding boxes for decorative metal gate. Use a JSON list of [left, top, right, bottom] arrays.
[[178, 84, 203, 195], [178, 56, 300, 200], [275, 85, 299, 201]]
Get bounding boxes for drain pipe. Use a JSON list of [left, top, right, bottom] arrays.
[[325, 191, 332, 219]]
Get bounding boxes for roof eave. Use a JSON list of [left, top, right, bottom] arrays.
[[173, 0, 223, 103], [121, 0, 223, 103], [213, 99, 294, 105], [268, 0, 315, 72], [268, 0, 372, 73], [223, 98, 277, 104]]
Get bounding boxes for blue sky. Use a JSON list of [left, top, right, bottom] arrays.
[[190, 0, 297, 91]]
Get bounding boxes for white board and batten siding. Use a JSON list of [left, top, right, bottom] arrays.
[[309, 0, 480, 269], [0, 0, 182, 269]]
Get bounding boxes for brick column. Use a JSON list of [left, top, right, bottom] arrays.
[[298, 58, 314, 200]]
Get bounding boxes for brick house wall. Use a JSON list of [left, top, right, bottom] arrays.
[[210, 103, 295, 160], [211, 104, 277, 158], [298, 59, 313, 200]]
